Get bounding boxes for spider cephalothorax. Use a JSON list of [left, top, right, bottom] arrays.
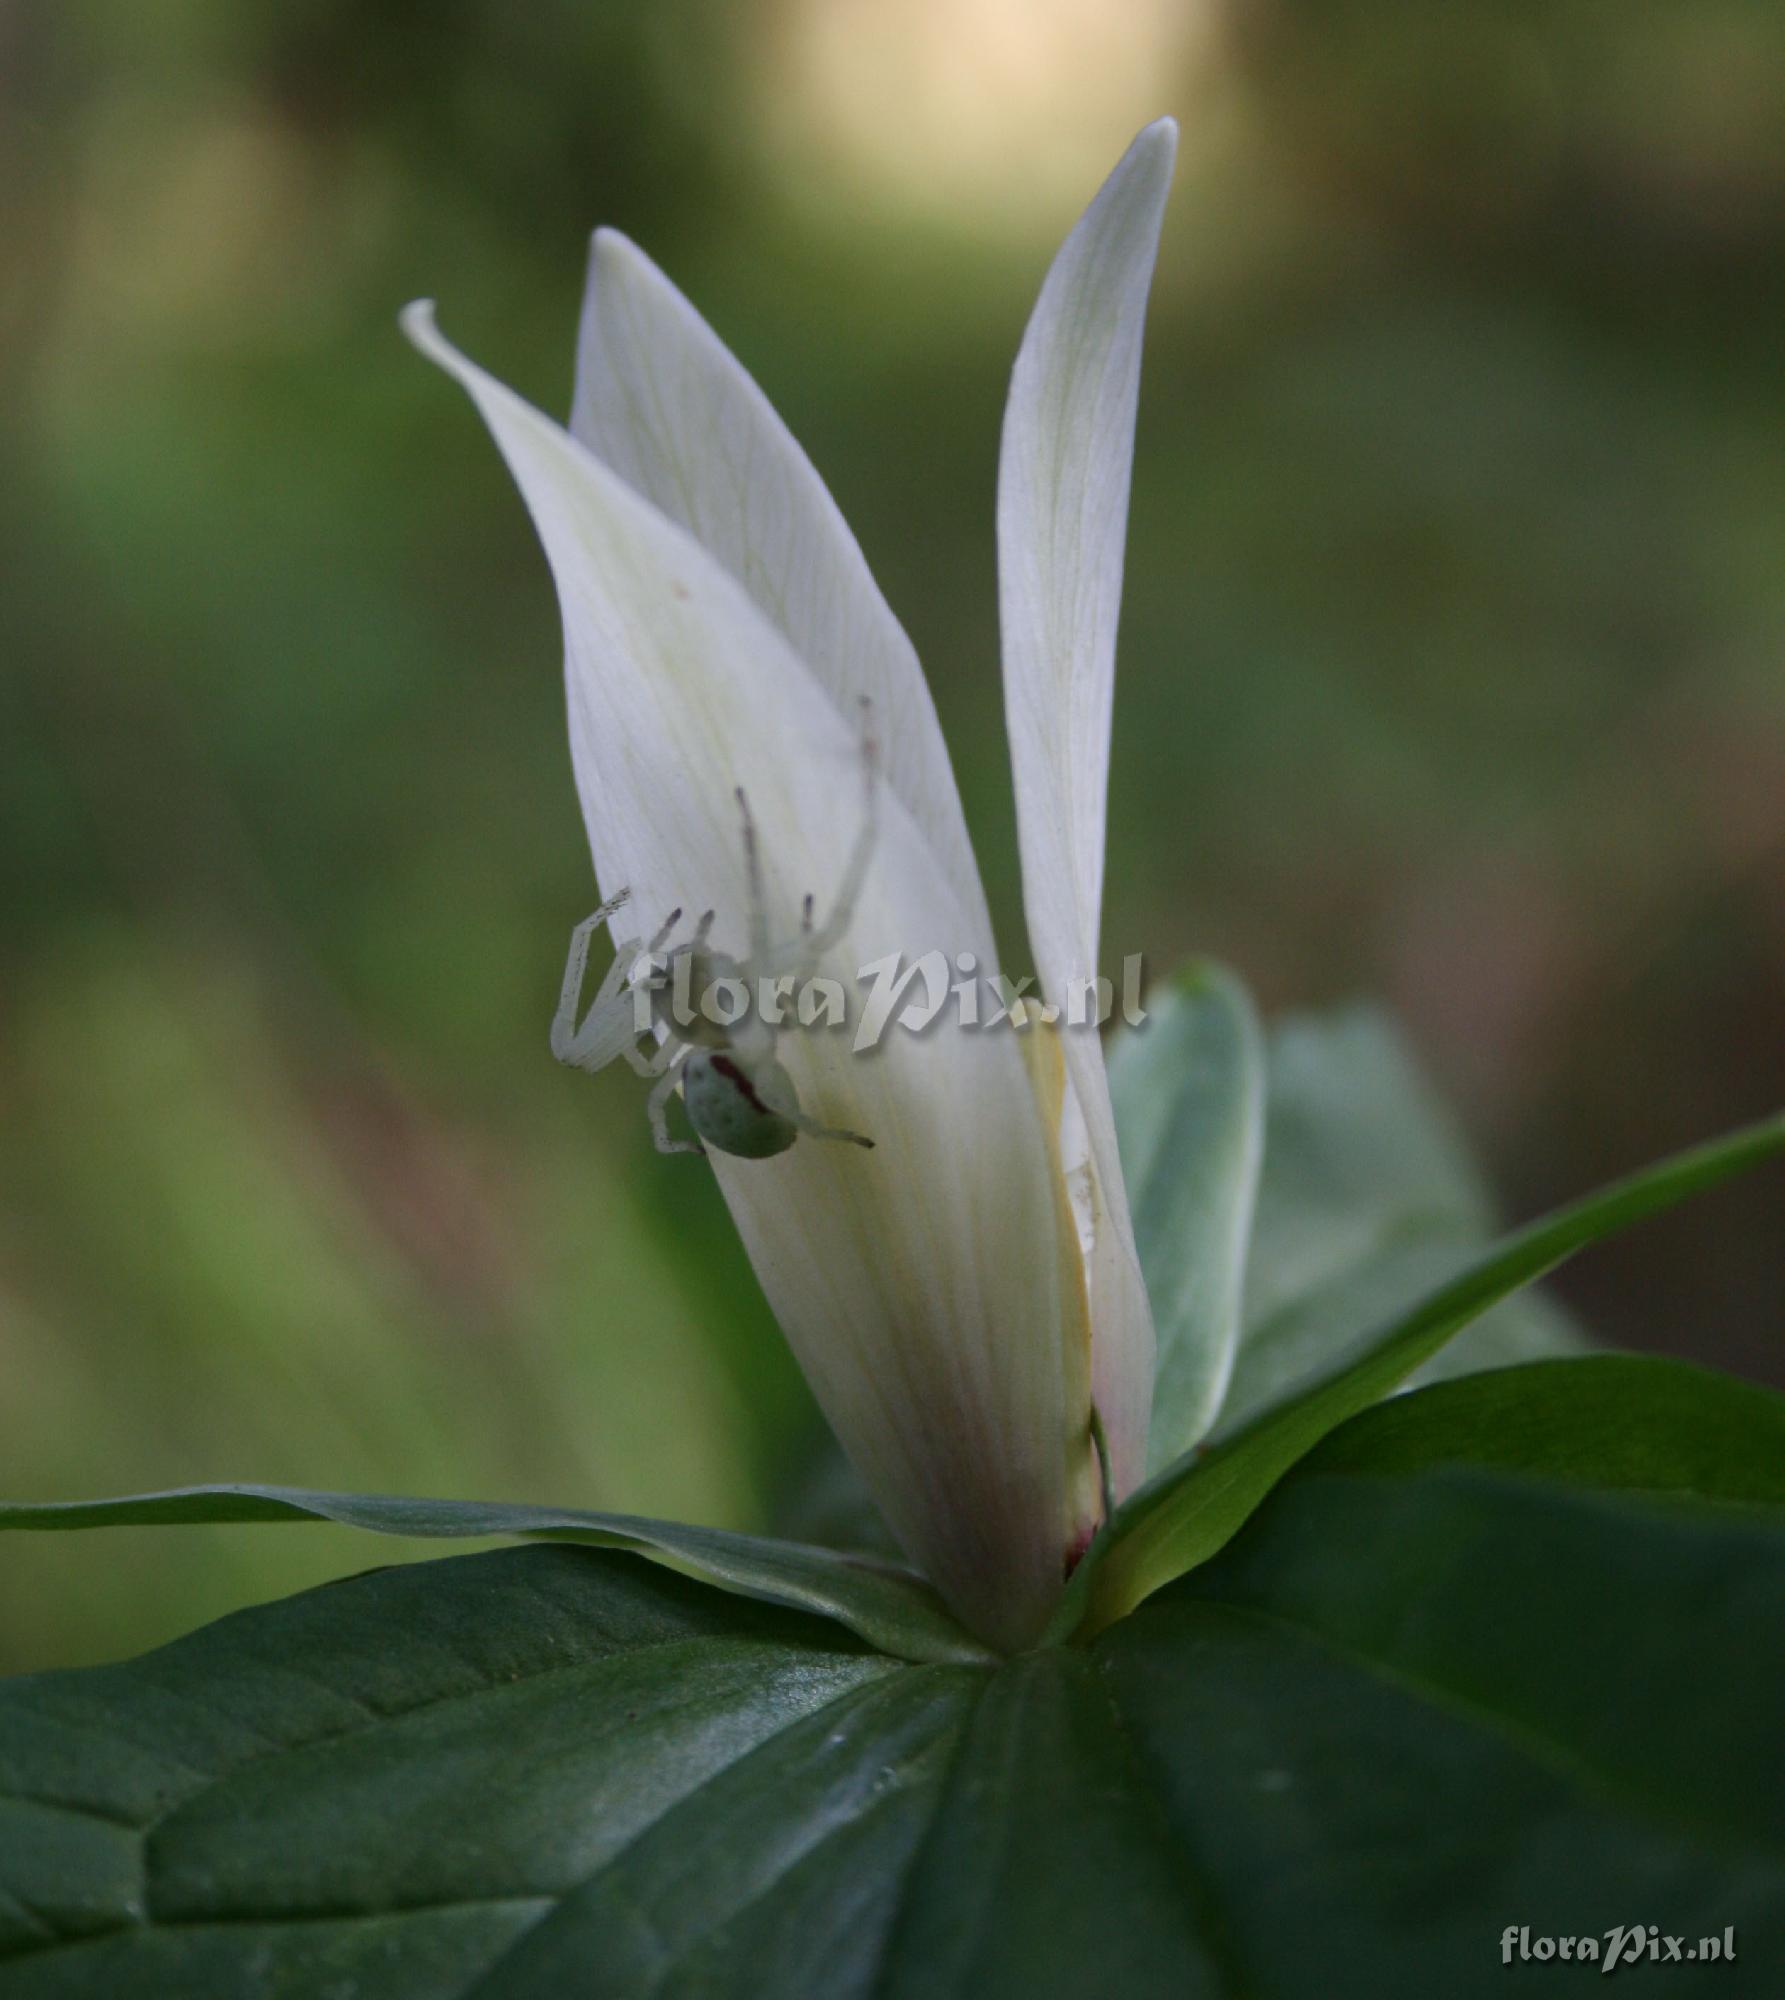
[[551, 722, 878, 1159]]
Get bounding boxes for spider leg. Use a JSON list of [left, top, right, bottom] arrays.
[[621, 1024, 669, 1079], [625, 996, 695, 1078], [797, 715, 880, 961], [603, 907, 690, 1078], [735, 789, 771, 964], [650, 913, 715, 1019], [645, 1049, 703, 1155], [616, 901, 722, 1078], [552, 891, 631, 1040], [786, 1105, 874, 1150], [550, 891, 637, 1071]]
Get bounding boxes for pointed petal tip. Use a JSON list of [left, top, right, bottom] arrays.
[[398, 297, 444, 356], [400, 301, 506, 412], [400, 302, 491, 399], [588, 226, 651, 279], [1125, 116, 1179, 182], [587, 224, 626, 260]]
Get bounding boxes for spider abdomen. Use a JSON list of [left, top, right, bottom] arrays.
[[681, 1049, 800, 1159]]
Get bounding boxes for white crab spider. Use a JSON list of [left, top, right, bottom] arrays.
[[552, 726, 879, 1160]]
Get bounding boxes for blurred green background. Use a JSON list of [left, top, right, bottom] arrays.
[[2, 0, 1781, 1672]]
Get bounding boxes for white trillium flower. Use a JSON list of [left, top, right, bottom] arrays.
[[404, 120, 1178, 1650]]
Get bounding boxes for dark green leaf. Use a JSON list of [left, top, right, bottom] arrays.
[[870, 1649, 1233, 1995], [0, 1485, 988, 1668], [0, 1545, 962, 1998], [1109, 962, 1265, 1471], [462, 1637, 971, 1997], [1069, 1112, 1785, 1635], [1300, 1353, 1785, 1507], [6, 1469, 1782, 1995], [1095, 1466, 1785, 1997]]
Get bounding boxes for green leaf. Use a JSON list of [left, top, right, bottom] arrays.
[[0, 1486, 989, 1668], [1108, 962, 1265, 1471], [1068, 1112, 1785, 1637], [1227, 1007, 1586, 1428], [1300, 1352, 1785, 1507], [0, 1545, 961, 1998], [5, 1471, 1782, 1994], [1095, 1467, 1785, 1996]]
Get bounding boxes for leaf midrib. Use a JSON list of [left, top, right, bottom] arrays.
[[457, 1662, 983, 1996], [1086, 1659, 1253, 1999]]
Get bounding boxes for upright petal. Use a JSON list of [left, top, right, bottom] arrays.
[[406, 305, 1090, 1650], [571, 231, 993, 957], [997, 120, 1177, 1497]]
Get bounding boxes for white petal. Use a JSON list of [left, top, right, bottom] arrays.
[[571, 231, 993, 958], [997, 120, 1177, 1498], [405, 304, 1088, 1649]]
